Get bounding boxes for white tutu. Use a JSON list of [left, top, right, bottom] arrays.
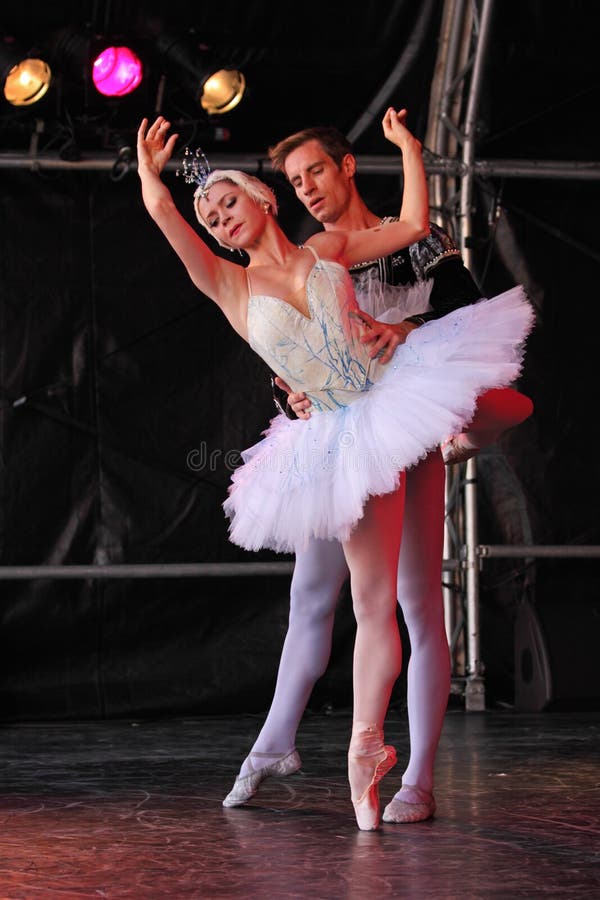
[[224, 285, 535, 553]]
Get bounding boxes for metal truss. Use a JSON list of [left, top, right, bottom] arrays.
[[424, 0, 600, 710], [425, 0, 490, 710]]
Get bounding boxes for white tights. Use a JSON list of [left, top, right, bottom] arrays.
[[240, 450, 448, 799]]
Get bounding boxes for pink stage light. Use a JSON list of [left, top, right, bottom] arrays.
[[92, 46, 142, 97]]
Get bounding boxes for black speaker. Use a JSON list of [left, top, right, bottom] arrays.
[[514, 597, 600, 711]]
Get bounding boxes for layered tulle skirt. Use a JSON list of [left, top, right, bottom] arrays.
[[223, 286, 535, 553]]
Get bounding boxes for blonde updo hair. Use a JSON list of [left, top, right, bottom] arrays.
[[194, 170, 278, 247]]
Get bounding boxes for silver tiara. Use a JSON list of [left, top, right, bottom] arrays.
[[176, 146, 211, 198]]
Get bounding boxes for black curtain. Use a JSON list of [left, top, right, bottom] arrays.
[[2, 0, 599, 719]]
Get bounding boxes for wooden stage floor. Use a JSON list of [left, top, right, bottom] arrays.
[[1, 707, 599, 898]]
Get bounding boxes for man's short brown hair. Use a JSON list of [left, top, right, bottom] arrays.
[[268, 126, 354, 175]]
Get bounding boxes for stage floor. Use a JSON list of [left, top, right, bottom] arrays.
[[1, 707, 599, 898]]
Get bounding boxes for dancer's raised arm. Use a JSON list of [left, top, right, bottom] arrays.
[[312, 107, 430, 268], [137, 117, 248, 334]]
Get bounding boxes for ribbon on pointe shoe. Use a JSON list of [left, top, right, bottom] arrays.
[[348, 724, 397, 831]]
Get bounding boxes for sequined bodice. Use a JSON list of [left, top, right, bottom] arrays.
[[247, 252, 386, 412]]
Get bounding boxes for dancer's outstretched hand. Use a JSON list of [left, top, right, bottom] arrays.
[[137, 116, 179, 177], [382, 107, 422, 154]]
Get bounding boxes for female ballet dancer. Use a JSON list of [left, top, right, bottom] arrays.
[[136, 108, 534, 830]]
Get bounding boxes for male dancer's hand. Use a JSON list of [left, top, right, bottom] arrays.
[[350, 309, 418, 363], [273, 377, 312, 420], [274, 307, 419, 417]]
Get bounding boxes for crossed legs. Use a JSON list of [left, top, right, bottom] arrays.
[[233, 482, 406, 773], [224, 452, 451, 825], [224, 484, 406, 828]]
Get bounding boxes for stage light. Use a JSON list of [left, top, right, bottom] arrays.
[[92, 46, 143, 97], [0, 41, 52, 107], [46, 28, 144, 102], [156, 33, 246, 115], [200, 68, 245, 115]]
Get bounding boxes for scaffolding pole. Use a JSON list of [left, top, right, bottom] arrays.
[[1, 152, 598, 180], [455, 0, 496, 710]]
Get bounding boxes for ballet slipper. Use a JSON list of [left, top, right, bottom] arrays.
[[382, 783, 436, 823], [222, 749, 302, 808], [348, 724, 397, 831], [441, 434, 479, 466]]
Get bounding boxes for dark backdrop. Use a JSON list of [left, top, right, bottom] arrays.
[[1, 1, 599, 720]]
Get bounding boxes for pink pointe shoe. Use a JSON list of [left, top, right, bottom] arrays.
[[348, 724, 397, 831], [441, 434, 479, 466]]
